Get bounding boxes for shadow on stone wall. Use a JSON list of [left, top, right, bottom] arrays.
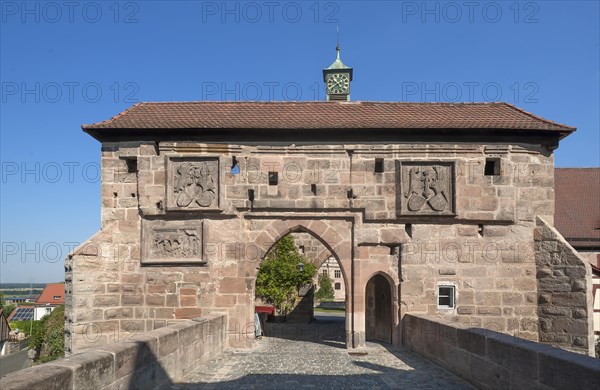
[[286, 287, 315, 324], [0, 314, 226, 390], [125, 339, 173, 389], [262, 313, 346, 350]]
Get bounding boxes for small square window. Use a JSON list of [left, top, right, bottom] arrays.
[[375, 158, 384, 173], [268, 172, 278, 185], [125, 158, 137, 174], [334, 270, 341, 279], [322, 269, 328, 276], [437, 286, 455, 309], [484, 158, 500, 176], [334, 282, 341, 290]]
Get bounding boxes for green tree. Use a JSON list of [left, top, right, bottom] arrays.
[[0, 292, 25, 318], [255, 235, 316, 316], [315, 274, 335, 302], [30, 306, 64, 363]]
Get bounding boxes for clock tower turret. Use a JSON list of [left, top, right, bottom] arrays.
[[323, 45, 353, 101]]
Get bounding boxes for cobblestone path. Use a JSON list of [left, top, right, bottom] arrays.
[[170, 314, 474, 389]]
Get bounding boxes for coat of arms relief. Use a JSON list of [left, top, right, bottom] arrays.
[[396, 161, 455, 216], [167, 157, 219, 210]]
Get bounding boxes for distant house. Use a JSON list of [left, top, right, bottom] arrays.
[[0, 311, 10, 355], [33, 283, 65, 321], [554, 168, 600, 342], [4, 297, 37, 304], [7, 307, 34, 322], [317, 257, 346, 302]]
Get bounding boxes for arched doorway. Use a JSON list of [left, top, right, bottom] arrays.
[[365, 274, 392, 343]]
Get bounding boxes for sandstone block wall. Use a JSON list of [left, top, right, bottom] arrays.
[[2, 314, 225, 390], [535, 216, 595, 355], [403, 314, 600, 390], [66, 141, 567, 351]]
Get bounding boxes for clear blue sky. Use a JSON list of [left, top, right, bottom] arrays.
[[1, 1, 599, 283]]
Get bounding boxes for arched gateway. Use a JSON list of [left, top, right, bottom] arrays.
[[250, 220, 353, 346], [65, 48, 589, 355]]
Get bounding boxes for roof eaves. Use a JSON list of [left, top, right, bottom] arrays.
[[502, 103, 576, 132], [82, 102, 144, 130]]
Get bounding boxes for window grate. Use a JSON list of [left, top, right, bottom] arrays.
[[437, 286, 455, 309]]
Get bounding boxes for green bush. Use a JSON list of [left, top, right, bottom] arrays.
[[595, 338, 599, 358], [2, 303, 16, 319], [315, 274, 335, 302], [256, 235, 316, 316], [9, 320, 41, 337], [29, 305, 64, 363]]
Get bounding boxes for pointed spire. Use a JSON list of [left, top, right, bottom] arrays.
[[322, 28, 353, 101], [326, 43, 350, 71]]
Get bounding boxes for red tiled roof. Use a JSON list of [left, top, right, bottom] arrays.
[[7, 308, 17, 322], [82, 101, 575, 131], [554, 168, 600, 248], [35, 283, 65, 305]]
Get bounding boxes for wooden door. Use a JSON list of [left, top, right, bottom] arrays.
[[366, 274, 391, 343]]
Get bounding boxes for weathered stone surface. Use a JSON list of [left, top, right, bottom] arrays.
[[0, 365, 72, 390], [67, 139, 567, 357], [534, 217, 594, 356], [47, 351, 114, 390], [1, 314, 226, 390], [404, 314, 600, 390]]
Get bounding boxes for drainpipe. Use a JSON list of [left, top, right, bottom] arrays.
[[351, 221, 355, 348], [347, 149, 356, 348]]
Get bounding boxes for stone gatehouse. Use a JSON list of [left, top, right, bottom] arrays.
[[65, 52, 595, 357]]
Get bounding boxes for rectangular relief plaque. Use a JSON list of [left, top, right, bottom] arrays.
[[166, 157, 219, 211], [396, 161, 455, 216], [141, 220, 205, 265]]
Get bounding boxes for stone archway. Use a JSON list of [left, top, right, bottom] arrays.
[[365, 274, 392, 344], [248, 218, 354, 347]]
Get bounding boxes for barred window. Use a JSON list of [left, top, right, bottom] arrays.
[[437, 286, 455, 309]]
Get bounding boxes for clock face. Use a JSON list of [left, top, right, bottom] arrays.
[[327, 73, 350, 94]]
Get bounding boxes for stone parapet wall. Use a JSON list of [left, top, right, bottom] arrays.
[[1, 314, 225, 390], [534, 216, 595, 355], [403, 314, 600, 390]]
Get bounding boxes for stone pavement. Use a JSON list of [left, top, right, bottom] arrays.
[[168, 313, 474, 389]]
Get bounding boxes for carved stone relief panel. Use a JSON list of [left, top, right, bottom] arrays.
[[166, 157, 219, 211], [141, 219, 205, 265], [396, 161, 455, 216]]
